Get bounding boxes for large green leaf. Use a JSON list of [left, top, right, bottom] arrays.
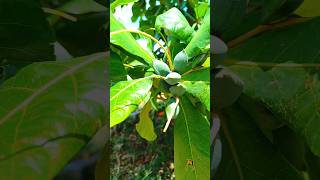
[[215, 103, 304, 180], [182, 81, 210, 111], [0, 52, 108, 179], [227, 17, 320, 156], [174, 96, 210, 180], [155, 7, 195, 42], [185, 8, 210, 58], [110, 77, 153, 127], [0, 0, 55, 63], [110, 13, 155, 64], [230, 64, 320, 156]]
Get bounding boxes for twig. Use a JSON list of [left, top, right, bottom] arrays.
[[42, 7, 77, 22], [227, 17, 311, 48]]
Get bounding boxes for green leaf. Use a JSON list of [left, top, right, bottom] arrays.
[[227, 17, 320, 156], [155, 7, 195, 42], [0, 0, 55, 63], [136, 101, 157, 141], [273, 126, 307, 171], [213, 0, 286, 41], [305, 148, 320, 180], [185, 8, 210, 58], [110, 51, 127, 83], [0, 52, 108, 179], [228, 18, 320, 64], [212, 0, 247, 37], [215, 103, 304, 180], [110, 0, 138, 12], [110, 77, 153, 127], [182, 81, 210, 111], [174, 96, 210, 180], [110, 13, 155, 64], [230, 64, 320, 156], [295, 0, 320, 17], [194, 3, 209, 19], [212, 68, 243, 110], [182, 68, 209, 82], [54, 12, 107, 57]]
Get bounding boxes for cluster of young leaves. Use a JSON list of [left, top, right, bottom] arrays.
[[0, 0, 108, 179], [213, 0, 320, 179], [110, 0, 210, 179]]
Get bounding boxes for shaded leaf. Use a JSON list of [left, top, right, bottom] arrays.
[[55, 12, 107, 56], [228, 18, 320, 156], [212, 68, 243, 110], [228, 18, 320, 64], [0, 0, 55, 63], [0, 52, 108, 179], [230, 64, 320, 156], [215, 103, 304, 180]]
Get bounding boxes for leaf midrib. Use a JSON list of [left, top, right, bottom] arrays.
[[180, 98, 199, 179], [0, 52, 107, 126], [110, 76, 152, 101]]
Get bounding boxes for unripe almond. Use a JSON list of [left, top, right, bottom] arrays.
[[152, 59, 170, 76], [165, 72, 181, 85]]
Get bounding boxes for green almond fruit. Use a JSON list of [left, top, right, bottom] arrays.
[[169, 83, 186, 96], [152, 59, 170, 76], [165, 72, 181, 85], [173, 50, 189, 73]]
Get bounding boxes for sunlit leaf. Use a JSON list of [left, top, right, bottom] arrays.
[[110, 77, 153, 127]]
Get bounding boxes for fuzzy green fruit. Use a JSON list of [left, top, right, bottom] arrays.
[[173, 50, 188, 73], [152, 59, 170, 76], [165, 72, 181, 85], [169, 83, 186, 96]]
